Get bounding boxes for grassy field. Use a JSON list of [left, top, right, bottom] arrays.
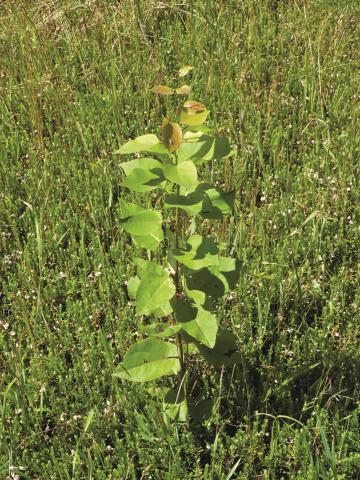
[[1, 0, 360, 478]]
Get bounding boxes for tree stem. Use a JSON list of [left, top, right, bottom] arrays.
[[173, 154, 187, 413], [174, 185, 180, 290]]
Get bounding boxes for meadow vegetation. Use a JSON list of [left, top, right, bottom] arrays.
[[0, 1, 359, 478]]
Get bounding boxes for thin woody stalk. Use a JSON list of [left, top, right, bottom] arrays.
[[173, 152, 187, 402]]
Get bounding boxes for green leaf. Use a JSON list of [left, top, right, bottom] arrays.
[[119, 201, 162, 236], [185, 256, 240, 300], [172, 298, 218, 348], [179, 109, 209, 126], [185, 289, 213, 310], [129, 263, 173, 315], [151, 144, 172, 156], [127, 275, 140, 299], [133, 258, 165, 278], [163, 388, 188, 422], [123, 169, 163, 192], [173, 235, 219, 271], [136, 260, 173, 314], [183, 130, 206, 140], [203, 186, 235, 217], [136, 271, 175, 316], [121, 157, 161, 176], [141, 323, 181, 338], [121, 158, 165, 192], [186, 124, 212, 133], [196, 327, 240, 367], [153, 302, 173, 318], [113, 338, 180, 382], [132, 226, 164, 250], [132, 260, 174, 316], [177, 141, 209, 163], [163, 161, 198, 188], [165, 191, 203, 215], [115, 134, 169, 156], [165, 183, 234, 218], [115, 134, 158, 154], [119, 202, 163, 251], [133, 258, 172, 317], [177, 136, 233, 164]]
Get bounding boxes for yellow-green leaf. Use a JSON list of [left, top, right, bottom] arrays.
[[141, 323, 181, 338], [136, 272, 176, 316], [113, 338, 180, 382], [185, 256, 241, 300], [176, 85, 191, 95], [119, 201, 163, 250], [163, 160, 198, 188], [173, 235, 219, 271], [151, 85, 173, 95], [164, 182, 235, 219], [121, 157, 165, 192], [178, 65, 193, 77], [133, 226, 164, 251], [196, 328, 240, 367], [172, 298, 218, 348], [179, 109, 209, 126], [115, 134, 161, 155]]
